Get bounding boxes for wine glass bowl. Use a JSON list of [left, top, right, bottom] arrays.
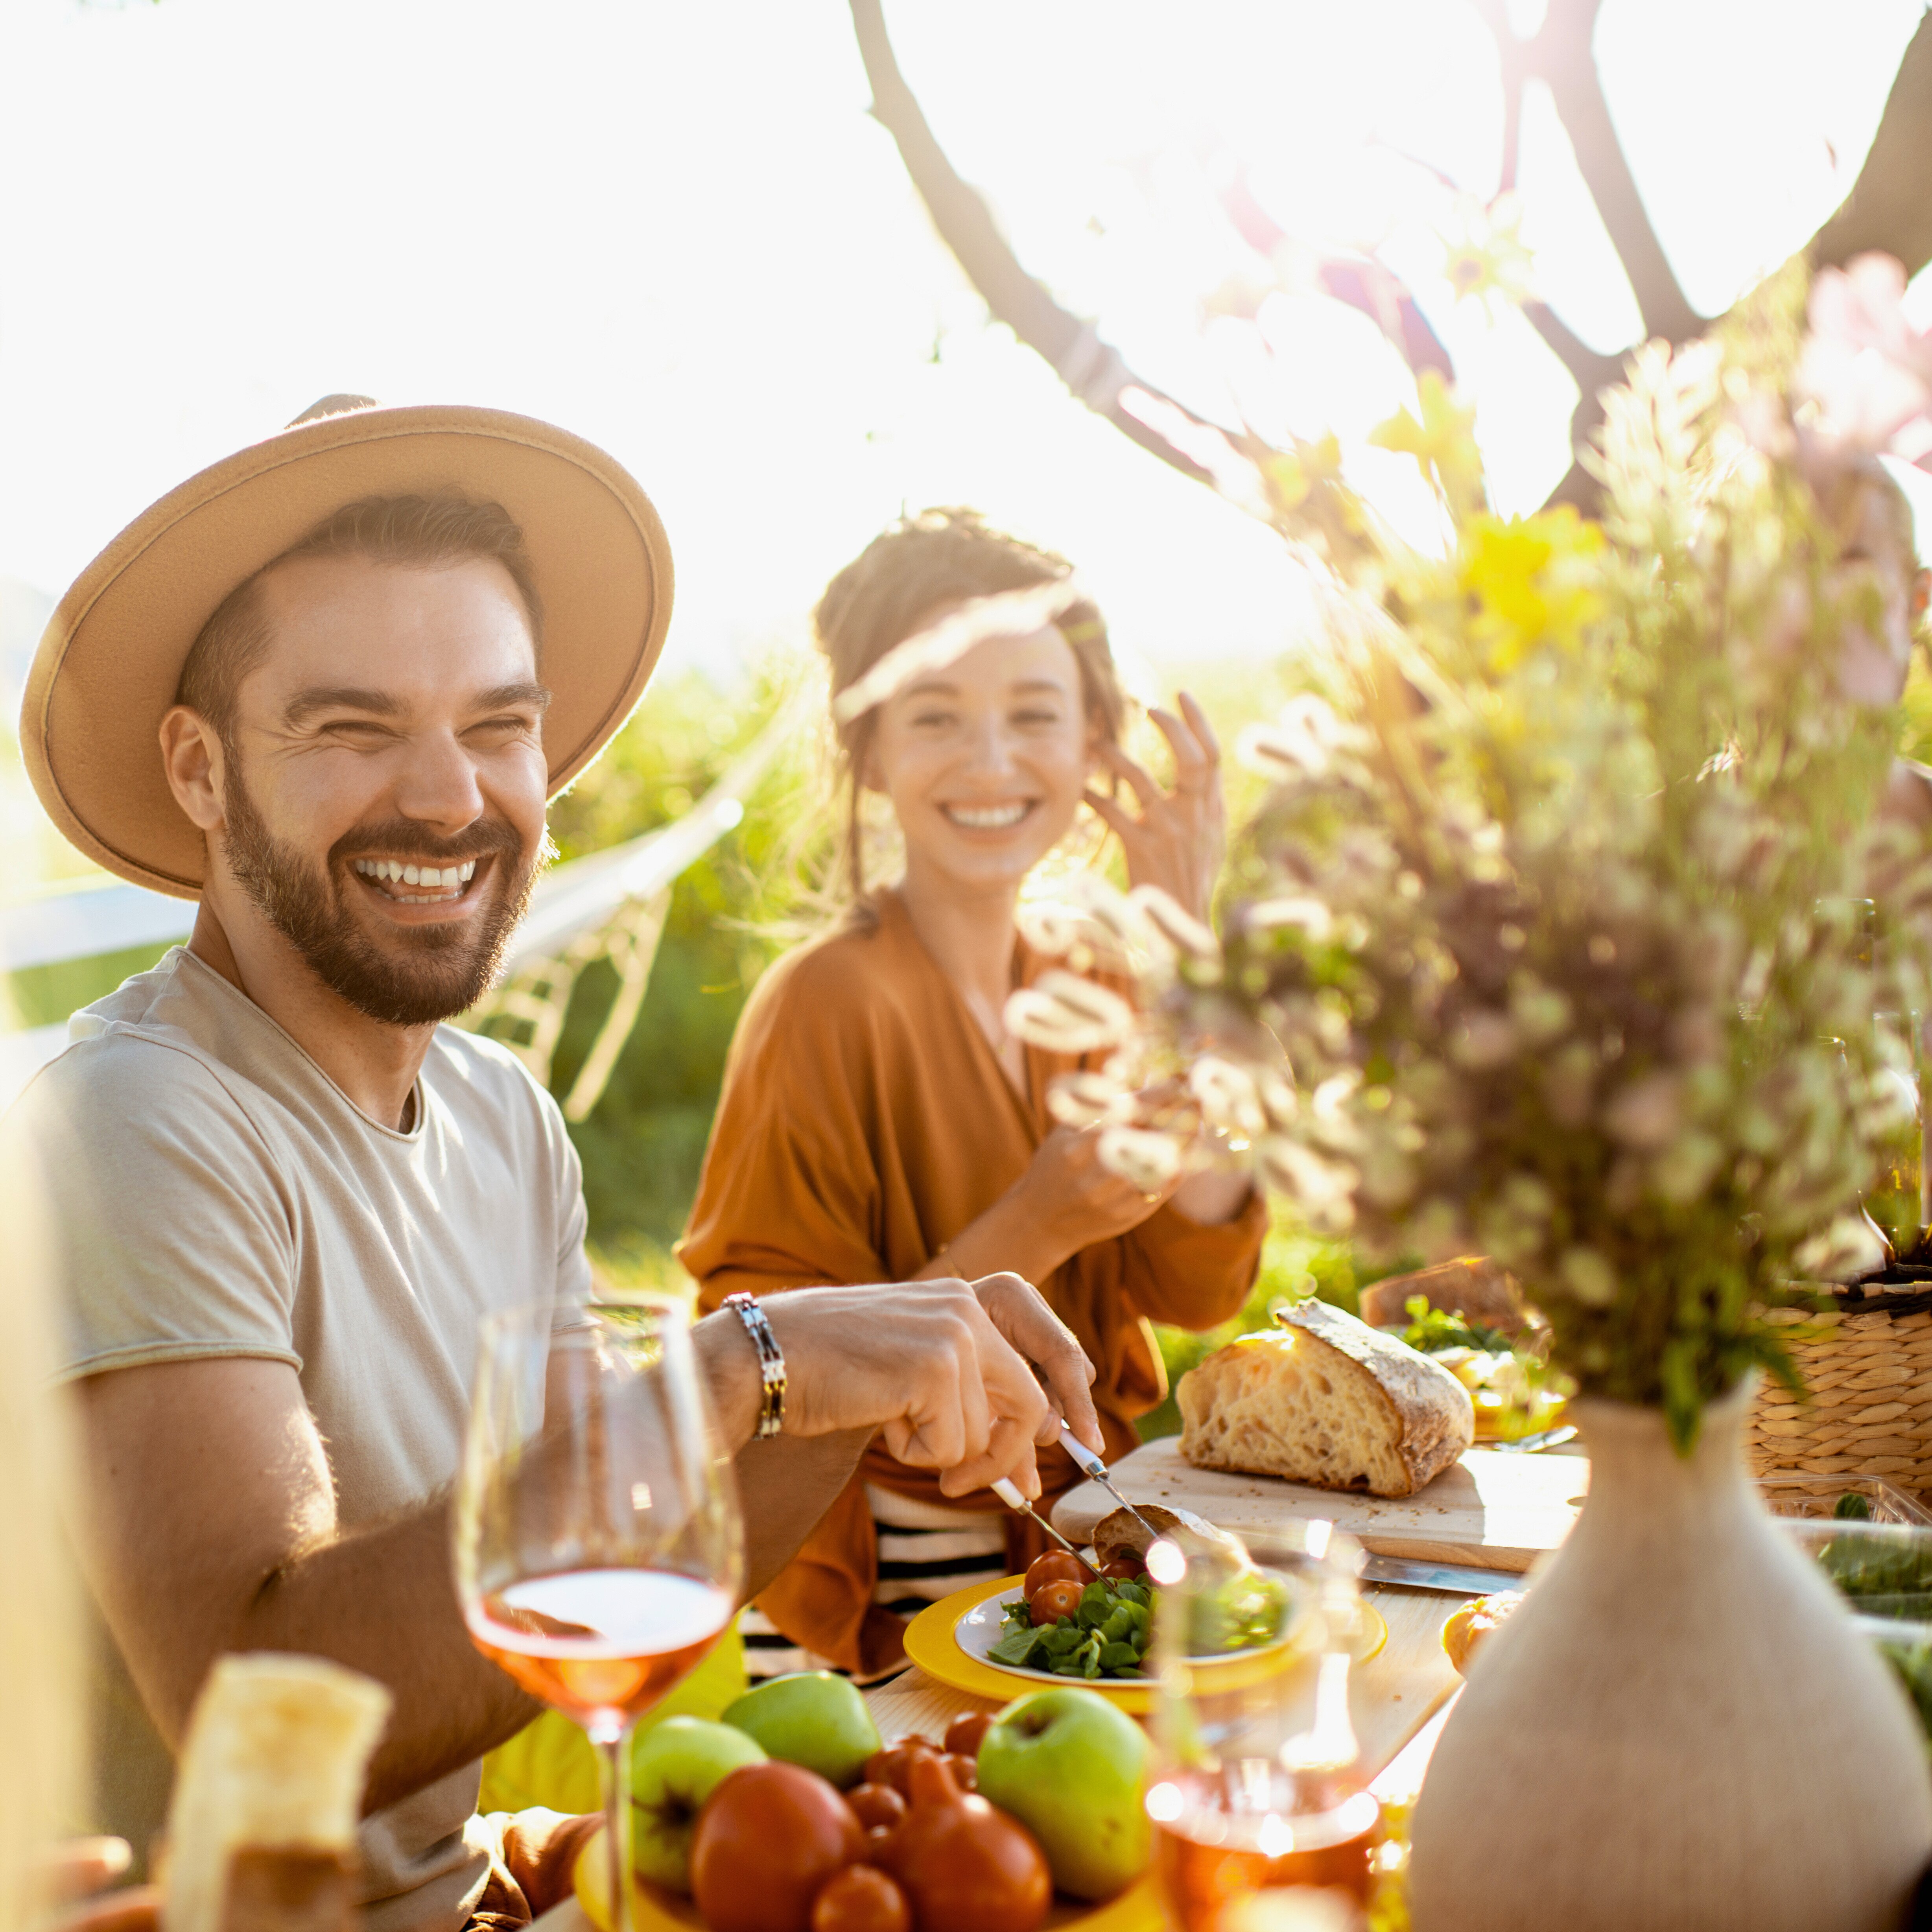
[[454, 1291, 744, 1927], [1145, 1522, 1379, 1930]]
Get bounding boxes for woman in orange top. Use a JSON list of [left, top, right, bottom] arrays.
[[679, 509, 1266, 1679]]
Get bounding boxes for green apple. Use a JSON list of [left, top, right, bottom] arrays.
[[721, 1671, 881, 1788], [626, 1716, 766, 1894], [976, 1687, 1151, 1900]]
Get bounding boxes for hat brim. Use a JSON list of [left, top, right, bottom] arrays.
[[21, 404, 672, 898]]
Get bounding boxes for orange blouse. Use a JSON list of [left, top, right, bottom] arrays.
[[679, 888, 1266, 1675]]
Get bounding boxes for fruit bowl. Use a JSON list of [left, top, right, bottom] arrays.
[[904, 1575, 1388, 1715]]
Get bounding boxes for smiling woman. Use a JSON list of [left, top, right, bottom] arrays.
[[678, 509, 1268, 1682]]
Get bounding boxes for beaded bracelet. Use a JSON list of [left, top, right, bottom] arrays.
[[722, 1291, 787, 1438]]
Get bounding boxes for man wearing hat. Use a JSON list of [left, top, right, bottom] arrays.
[[6, 401, 1101, 1930]]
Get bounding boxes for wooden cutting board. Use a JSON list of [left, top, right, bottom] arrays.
[[1051, 1434, 1588, 1573]]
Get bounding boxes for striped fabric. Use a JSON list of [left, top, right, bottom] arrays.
[[737, 1484, 1008, 1683]]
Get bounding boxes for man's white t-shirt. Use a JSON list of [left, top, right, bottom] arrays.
[[7, 947, 592, 1932]]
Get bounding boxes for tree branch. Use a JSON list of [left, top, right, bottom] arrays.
[[1809, 11, 1932, 278], [848, 0, 1215, 487], [1466, 0, 1526, 193], [1523, 0, 1701, 343]]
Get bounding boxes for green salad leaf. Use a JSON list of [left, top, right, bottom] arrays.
[[986, 1576, 1154, 1678]]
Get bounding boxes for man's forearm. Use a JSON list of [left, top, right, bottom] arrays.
[[241, 1497, 541, 1813]]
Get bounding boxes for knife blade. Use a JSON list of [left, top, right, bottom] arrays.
[[1360, 1554, 1528, 1595], [1491, 1423, 1579, 1455], [1055, 1423, 1168, 1545]]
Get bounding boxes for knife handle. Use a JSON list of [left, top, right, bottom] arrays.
[[990, 1477, 1027, 1512], [1057, 1421, 1108, 1478]]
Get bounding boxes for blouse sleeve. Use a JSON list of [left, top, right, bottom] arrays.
[[1116, 1186, 1269, 1331], [678, 959, 891, 1314]]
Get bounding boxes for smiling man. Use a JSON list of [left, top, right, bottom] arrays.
[[6, 404, 1099, 1932]]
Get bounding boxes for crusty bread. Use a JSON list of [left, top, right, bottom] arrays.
[[1091, 1504, 1184, 1566], [163, 1654, 392, 1932], [1176, 1300, 1475, 1497]]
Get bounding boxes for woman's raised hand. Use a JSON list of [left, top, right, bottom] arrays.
[[1083, 690, 1225, 920], [1017, 1121, 1184, 1255]]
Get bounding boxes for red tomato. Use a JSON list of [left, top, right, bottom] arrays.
[[940, 1751, 978, 1793], [847, 1783, 907, 1832], [1022, 1550, 1094, 1601], [811, 1864, 911, 1932], [883, 1754, 1051, 1932], [690, 1761, 865, 1932], [941, 1711, 994, 1759], [1029, 1578, 1084, 1626], [1099, 1555, 1145, 1582], [863, 1738, 940, 1797]]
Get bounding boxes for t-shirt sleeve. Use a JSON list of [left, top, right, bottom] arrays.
[[4, 1037, 303, 1381]]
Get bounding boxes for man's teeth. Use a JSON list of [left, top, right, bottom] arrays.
[[946, 803, 1030, 829], [353, 858, 477, 895]]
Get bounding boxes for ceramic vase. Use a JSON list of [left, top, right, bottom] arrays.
[[1408, 1378, 1932, 1931]]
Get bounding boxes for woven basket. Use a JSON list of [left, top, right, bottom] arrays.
[[1746, 1283, 1932, 1500]]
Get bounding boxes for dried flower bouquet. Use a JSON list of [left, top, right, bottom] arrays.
[[1010, 262, 1932, 1442]]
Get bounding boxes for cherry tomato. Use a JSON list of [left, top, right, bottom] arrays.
[[847, 1783, 907, 1832], [1099, 1555, 1145, 1582], [1029, 1578, 1084, 1626], [811, 1863, 911, 1932], [690, 1761, 865, 1932], [1022, 1550, 1093, 1601], [940, 1751, 978, 1792], [858, 1824, 898, 1866], [941, 1711, 994, 1759], [863, 1738, 940, 1797]]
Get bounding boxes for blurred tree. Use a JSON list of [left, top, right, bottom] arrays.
[[849, 0, 1932, 512]]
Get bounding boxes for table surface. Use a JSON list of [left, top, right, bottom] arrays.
[[529, 1579, 1477, 1932]]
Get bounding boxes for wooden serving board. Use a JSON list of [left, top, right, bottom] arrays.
[[1051, 1435, 1588, 1573]]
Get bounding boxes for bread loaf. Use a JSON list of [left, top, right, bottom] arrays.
[[1177, 1300, 1474, 1497], [163, 1654, 392, 1932]]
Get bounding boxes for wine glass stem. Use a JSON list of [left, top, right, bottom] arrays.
[[595, 1723, 634, 1932]]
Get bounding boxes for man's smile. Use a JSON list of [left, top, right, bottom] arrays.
[[350, 855, 485, 907]]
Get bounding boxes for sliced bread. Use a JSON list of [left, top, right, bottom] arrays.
[[1176, 1300, 1475, 1497]]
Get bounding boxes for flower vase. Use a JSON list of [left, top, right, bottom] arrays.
[[1408, 1377, 1932, 1931]]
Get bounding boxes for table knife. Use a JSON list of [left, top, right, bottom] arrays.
[[990, 1477, 1084, 1557], [1056, 1423, 1168, 1544], [1360, 1554, 1528, 1595]]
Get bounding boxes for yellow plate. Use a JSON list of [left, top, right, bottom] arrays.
[[902, 1574, 1388, 1716], [576, 1824, 1167, 1931]]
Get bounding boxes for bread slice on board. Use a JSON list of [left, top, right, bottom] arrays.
[[1177, 1300, 1475, 1497]]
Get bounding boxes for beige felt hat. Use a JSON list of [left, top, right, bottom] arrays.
[[20, 397, 673, 899]]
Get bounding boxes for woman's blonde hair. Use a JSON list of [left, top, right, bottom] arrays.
[[812, 508, 1126, 896]]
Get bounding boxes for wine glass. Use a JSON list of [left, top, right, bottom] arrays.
[[1143, 1521, 1380, 1931], [454, 1291, 745, 1932]]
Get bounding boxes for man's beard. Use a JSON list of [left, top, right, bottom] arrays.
[[220, 758, 540, 1027]]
